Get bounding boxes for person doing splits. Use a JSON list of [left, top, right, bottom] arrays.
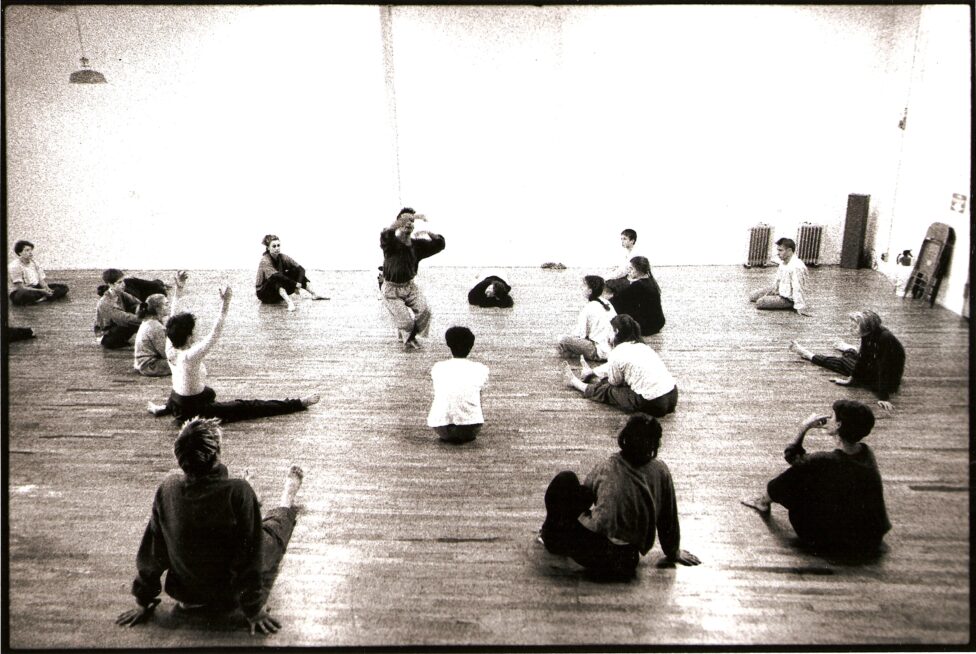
[[741, 400, 890, 555], [379, 207, 446, 349], [609, 256, 665, 337], [427, 326, 489, 444], [7, 240, 69, 305], [557, 275, 616, 362], [563, 314, 678, 417], [116, 417, 305, 636], [790, 309, 905, 412], [749, 237, 810, 315], [134, 271, 188, 377], [148, 285, 319, 422], [94, 269, 143, 349], [468, 275, 513, 308], [255, 235, 328, 311], [539, 414, 701, 580]]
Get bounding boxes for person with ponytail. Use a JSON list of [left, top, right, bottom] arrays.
[[563, 314, 678, 417], [255, 235, 328, 311], [608, 256, 665, 337], [133, 271, 187, 376], [557, 275, 617, 361], [147, 285, 319, 423], [539, 414, 700, 580]]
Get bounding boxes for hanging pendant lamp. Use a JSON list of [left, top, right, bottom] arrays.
[[69, 6, 106, 84]]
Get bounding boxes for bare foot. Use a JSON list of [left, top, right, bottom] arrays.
[[280, 465, 304, 508], [286, 300, 297, 312], [301, 394, 320, 407], [740, 495, 771, 515], [310, 293, 330, 301], [563, 362, 579, 388], [404, 338, 421, 351], [789, 340, 813, 360], [242, 468, 252, 484], [147, 401, 168, 417], [579, 355, 594, 379]]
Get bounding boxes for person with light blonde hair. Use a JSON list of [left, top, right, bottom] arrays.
[[790, 309, 905, 411]]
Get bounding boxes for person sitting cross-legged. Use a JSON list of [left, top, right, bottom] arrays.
[[116, 417, 305, 635], [557, 275, 616, 362], [540, 413, 701, 580], [427, 326, 489, 444], [94, 268, 143, 349], [7, 240, 69, 305], [741, 400, 891, 555]]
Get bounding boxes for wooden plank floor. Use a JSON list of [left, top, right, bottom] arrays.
[[5, 265, 970, 647]]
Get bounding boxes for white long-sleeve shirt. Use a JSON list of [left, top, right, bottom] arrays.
[[593, 341, 676, 401], [574, 300, 617, 360], [775, 256, 809, 313]]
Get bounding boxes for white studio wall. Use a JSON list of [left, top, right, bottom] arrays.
[[5, 4, 970, 307]]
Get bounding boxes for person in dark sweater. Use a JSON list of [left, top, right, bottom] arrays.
[[540, 413, 700, 580], [379, 207, 446, 349], [255, 234, 328, 311], [94, 268, 143, 349], [116, 417, 305, 636], [741, 400, 891, 554], [608, 256, 665, 337], [790, 310, 905, 412], [467, 275, 513, 308]]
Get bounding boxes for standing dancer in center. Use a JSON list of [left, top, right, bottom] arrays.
[[379, 207, 446, 349]]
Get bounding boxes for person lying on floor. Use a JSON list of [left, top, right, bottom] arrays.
[[467, 275, 514, 308]]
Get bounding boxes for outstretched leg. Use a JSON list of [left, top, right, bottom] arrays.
[[260, 466, 304, 598]]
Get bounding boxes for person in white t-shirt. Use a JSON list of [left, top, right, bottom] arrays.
[[427, 326, 489, 444], [605, 229, 642, 295], [557, 275, 616, 361]]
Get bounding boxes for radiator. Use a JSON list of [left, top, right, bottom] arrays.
[[745, 224, 772, 268], [796, 223, 823, 267]]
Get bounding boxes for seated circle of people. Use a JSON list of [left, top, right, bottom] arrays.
[[604, 228, 642, 295], [562, 314, 678, 417], [427, 326, 489, 444], [467, 275, 513, 308], [608, 256, 665, 337], [539, 413, 701, 580], [748, 237, 810, 315], [379, 207, 446, 350], [740, 400, 891, 554], [255, 234, 328, 311], [557, 275, 617, 362], [790, 309, 905, 412], [94, 269, 145, 349], [116, 417, 304, 636], [147, 285, 319, 423], [7, 240, 69, 305], [133, 271, 188, 377]]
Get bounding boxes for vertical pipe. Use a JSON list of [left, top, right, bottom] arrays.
[[380, 6, 402, 206]]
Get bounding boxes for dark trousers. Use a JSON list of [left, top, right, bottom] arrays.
[[7, 327, 35, 341], [542, 472, 639, 580], [811, 351, 858, 377], [100, 323, 140, 349], [433, 424, 482, 444], [584, 380, 678, 417], [9, 283, 70, 306], [256, 268, 309, 304], [165, 387, 306, 424], [260, 507, 297, 595]]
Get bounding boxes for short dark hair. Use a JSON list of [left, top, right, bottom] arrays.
[[102, 268, 125, 284], [397, 207, 416, 219], [445, 326, 475, 358], [13, 240, 34, 255], [583, 275, 606, 303], [776, 237, 796, 252], [262, 234, 280, 248], [617, 413, 662, 467], [832, 399, 875, 443], [621, 229, 637, 242], [174, 417, 222, 476], [610, 314, 643, 346], [166, 312, 197, 349]]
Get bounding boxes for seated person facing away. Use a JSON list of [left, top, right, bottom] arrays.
[[97, 276, 170, 303], [116, 417, 305, 636], [609, 256, 665, 337], [605, 228, 642, 295], [540, 413, 701, 580], [427, 326, 489, 444], [94, 268, 143, 349], [741, 400, 890, 555], [749, 237, 810, 315], [563, 314, 678, 417], [7, 240, 69, 305], [134, 271, 188, 377], [255, 234, 328, 311], [467, 275, 514, 308], [148, 285, 319, 423], [790, 309, 905, 412], [557, 275, 616, 362]]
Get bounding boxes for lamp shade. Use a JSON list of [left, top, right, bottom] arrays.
[[69, 57, 106, 84]]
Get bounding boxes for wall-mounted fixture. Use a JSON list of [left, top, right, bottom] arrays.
[[68, 6, 106, 84]]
